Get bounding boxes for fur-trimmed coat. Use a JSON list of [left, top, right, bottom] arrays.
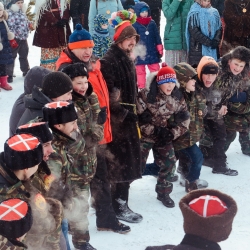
[[100, 44, 141, 182], [222, 0, 250, 55], [0, 10, 14, 65], [136, 73, 190, 144]]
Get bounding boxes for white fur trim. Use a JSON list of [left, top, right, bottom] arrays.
[[10, 3, 27, 13], [0, 3, 4, 11], [145, 71, 158, 91], [7, 31, 15, 40], [0, 43, 3, 51]]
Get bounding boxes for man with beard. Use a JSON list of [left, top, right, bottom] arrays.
[[100, 10, 143, 223]]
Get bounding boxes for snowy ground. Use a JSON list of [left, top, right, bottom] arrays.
[[0, 9, 250, 250]]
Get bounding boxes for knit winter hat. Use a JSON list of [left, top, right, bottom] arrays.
[[110, 10, 139, 44], [94, 14, 109, 33], [42, 72, 73, 99], [0, 198, 32, 240], [16, 122, 53, 144], [43, 101, 78, 126], [4, 134, 43, 171], [174, 62, 197, 88], [179, 189, 237, 242], [140, 6, 149, 13], [68, 24, 95, 50], [197, 56, 219, 81], [61, 63, 89, 80], [156, 63, 177, 85]]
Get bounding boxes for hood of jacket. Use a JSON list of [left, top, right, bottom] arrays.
[[134, 1, 151, 17]]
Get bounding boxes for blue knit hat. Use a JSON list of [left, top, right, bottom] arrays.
[[68, 24, 95, 50], [140, 6, 149, 13], [94, 14, 109, 34]]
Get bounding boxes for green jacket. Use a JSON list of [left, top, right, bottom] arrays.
[[162, 0, 193, 50], [173, 85, 207, 151]]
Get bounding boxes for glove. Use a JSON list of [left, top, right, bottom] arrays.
[[210, 39, 219, 49], [56, 19, 67, 27], [138, 109, 152, 125], [174, 111, 190, 124], [9, 39, 18, 48], [156, 44, 163, 59], [229, 92, 247, 103], [97, 107, 107, 125], [124, 111, 138, 123], [154, 127, 174, 146]]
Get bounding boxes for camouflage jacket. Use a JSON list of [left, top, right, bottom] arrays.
[[225, 86, 250, 132], [173, 86, 207, 151], [137, 78, 190, 143], [0, 235, 25, 250]]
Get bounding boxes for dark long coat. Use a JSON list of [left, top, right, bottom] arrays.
[[100, 44, 141, 182], [33, 0, 71, 48]]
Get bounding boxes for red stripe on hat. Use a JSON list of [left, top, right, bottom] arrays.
[[113, 21, 131, 41], [8, 134, 40, 151], [68, 40, 95, 50], [18, 122, 46, 129], [45, 101, 70, 109], [0, 199, 28, 221]]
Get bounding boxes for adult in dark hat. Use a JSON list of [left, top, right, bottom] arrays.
[[100, 10, 143, 223], [145, 189, 237, 250], [17, 71, 73, 128]]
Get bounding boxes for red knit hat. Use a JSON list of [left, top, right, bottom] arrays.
[[156, 63, 177, 85], [189, 195, 228, 217]]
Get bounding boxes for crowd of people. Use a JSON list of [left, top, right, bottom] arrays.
[[0, 0, 248, 249]]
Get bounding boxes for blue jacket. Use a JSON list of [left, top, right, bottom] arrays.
[[133, 2, 162, 65]]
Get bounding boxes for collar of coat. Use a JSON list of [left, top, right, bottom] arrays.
[[9, 3, 27, 13]]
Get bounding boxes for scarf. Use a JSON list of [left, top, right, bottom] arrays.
[[136, 17, 152, 26], [185, 2, 221, 61]]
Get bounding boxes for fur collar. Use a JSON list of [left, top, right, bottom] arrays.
[[10, 3, 27, 13], [0, 10, 8, 22]]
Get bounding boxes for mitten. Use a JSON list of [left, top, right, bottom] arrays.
[[229, 92, 247, 103], [174, 111, 190, 124], [156, 44, 163, 58], [124, 111, 138, 123], [9, 39, 18, 48], [138, 109, 152, 125], [97, 106, 107, 125]]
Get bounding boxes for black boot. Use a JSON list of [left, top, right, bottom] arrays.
[[78, 242, 96, 250], [97, 218, 131, 234], [185, 179, 198, 192], [212, 166, 238, 176], [157, 193, 175, 208]]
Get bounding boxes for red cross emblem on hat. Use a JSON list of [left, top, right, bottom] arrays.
[[189, 195, 228, 217], [0, 199, 28, 221], [18, 122, 46, 129], [45, 101, 69, 109], [7, 134, 40, 151]]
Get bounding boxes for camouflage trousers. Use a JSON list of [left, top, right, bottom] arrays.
[[64, 185, 90, 249], [24, 198, 63, 250], [225, 130, 250, 155], [140, 141, 176, 195]]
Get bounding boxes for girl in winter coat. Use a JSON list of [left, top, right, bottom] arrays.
[[0, 2, 14, 91], [6, 0, 31, 83], [186, 0, 221, 66], [92, 14, 112, 58], [133, 2, 163, 89], [137, 64, 190, 208], [88, 0, 123, 39], [162, 0, 193, 67]]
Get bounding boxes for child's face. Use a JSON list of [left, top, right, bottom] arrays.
[[16, 1, 24, 9], [228, 59, 246, 75], [140, 11, 148, 18], [202, 74, 217, 88], [186, 79, 196, 92], [200, 0, 211, 8], [159, 82, 175, 96], [72, 76, 89, 96], [101, 23, 108, 30]]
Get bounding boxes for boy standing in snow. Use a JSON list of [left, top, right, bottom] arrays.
[[186, 0, 221, 66], [133, 1, 163, 90], [137, 64, 190, 208], [173, 62, 208, 192], [6, 0, 31, 83], [92, 14, 112, 58]]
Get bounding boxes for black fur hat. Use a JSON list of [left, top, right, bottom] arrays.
[[61, 63, 89, 80]]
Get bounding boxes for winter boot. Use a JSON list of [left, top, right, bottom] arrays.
[[195, 179, 209, 189], [179, 173, 186, 187], [157, 193, 175, 208], [0, 76, 12, 90], [97, 219, 131, 234], [76, 242, 96, 250], [114, 198, 143, 223], [7, 76, 13, 83], [212, 166, 238, 176], [185, 179, 198, 192]]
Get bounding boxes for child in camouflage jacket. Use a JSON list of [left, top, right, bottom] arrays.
[[137, 63, 190, 208]]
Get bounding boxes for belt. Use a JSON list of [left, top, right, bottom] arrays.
[[50, 8, 59, 12]]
